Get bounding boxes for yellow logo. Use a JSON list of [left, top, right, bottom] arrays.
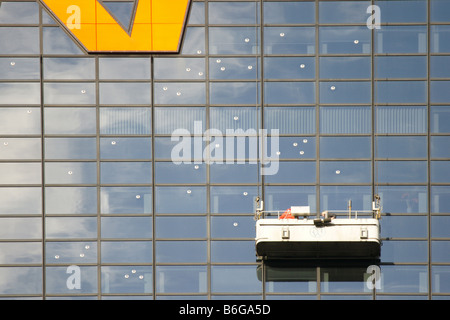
[[39, 0, 191, 53]]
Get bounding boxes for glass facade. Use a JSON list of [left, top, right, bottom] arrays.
[[0, 0, 449, 300]]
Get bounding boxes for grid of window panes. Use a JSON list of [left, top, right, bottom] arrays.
[[0, 0, 450, 300]]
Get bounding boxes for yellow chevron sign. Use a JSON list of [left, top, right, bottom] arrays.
[[39, 0, 191, 53]]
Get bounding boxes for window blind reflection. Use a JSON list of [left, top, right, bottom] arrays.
[[100, 107, 151, 135], [320, 106, 371, 134], [376, 106, 426, 134], [265, 107, 315, 134]]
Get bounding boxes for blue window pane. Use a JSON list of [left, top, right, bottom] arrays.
[[376, 81, 426, 104], [210, 107, 258, 132], [0, 58, 40, 80], [376, 26, 427, 53], [101, 217, 152, 239], [210, 164, 258, 184], [156, 266, 207, 294], [381, 216, 427, 238], [265, 107, 315, 134], [211, 266, 261, 293], [320, 26, 370, 54], [265, 82, 315, 105], [45, 162, 97, 185], [211, 240, 255, 263], [264, 1, 315, 24], [181, 27, 205, 55], [209, 27, 259, 55], [99, 57, 151, 80], [376, 56, 427, 79], [154, 82, 206, 105], [100, 107, 151, 135], [156, 241, 206, 263], [209, 2, 259, 25], [101, 241, 152, 263], [46, 242, 97, 264], [0, 243, 41, 264], [45, 108, 96, 134], [431, 106, 450, 133], [101, 162, 152, 185], [278, 137, 316, 160], [264, 186, 316, 214], [379, 265, 427, 293], [376, 106, 427, 134], [43, 27, 83, 55], [431, 26, 450, 53], [45, 187, 97, 215], [45, 217, 97, 239], [377, 0, 427, 23], [0, 217, 41, 238], [320, 57, 370, 80], [46, 266, 96, 295], [0, 2, 39, 24], [101, 137, 151, 160], [156, 217, 206, 239], [100, 83, 151, 105], [377, 136, 427, 159], [210, 186, 258, 214], [381, 241, 428, 263], [155, 186, 206, 214], [431, 187, 450, 214], [265, 27, 315, 55], [155, 57, 205, 80], [378, 186, 427, 214], [431, 81, 450, 103], [101, 187, 152, 214], [265, 161, 316, 184], [320, 82, 371, 104], [320, 137, 371, 159], [320, 186, 372, 212], [431, 136, 450, 159], [320, 106, 371, 134], [431, 0, 450, 22], [265, 57, 315, 80], [432, 266, 450, 294], [154, 107, 204, 134], [211, 216, 255, 239], [377, 161, 427, 184], [210, 82, 259, 105], [44, 57, 95, 80], [45, 138, 96, 160], [431, 161, 450, 183], [432, 241, 450, 263], [319, 1, 370, 24], [101, 266, 152, 294], [431, 215, 450, 236], [209, 57, 258, 80], [0, 27, 39, 54], [320, 161, 371, 184], [155, 162, 205, 184]]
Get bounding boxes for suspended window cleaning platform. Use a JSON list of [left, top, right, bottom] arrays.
[[254, 197, 382, 260]]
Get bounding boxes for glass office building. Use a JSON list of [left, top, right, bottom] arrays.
[[0, 0, 450, 300]]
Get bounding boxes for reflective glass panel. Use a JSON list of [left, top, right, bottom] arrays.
[[101, 217, 152, 239], [320, 106, 371, 134], [46, 242, 97, 264], [378, 186, 427, 214], [99, 83, 151, 105], [264, 1, 315, 24], [210, 107, 258, 132], [381, 216, 427, 238], [154, 107, 205, 134], [320, 137, 371, 159], [43, 27, 84, 55], [0, 138, 41, 160], [377, 136, 427, 159], [0, 27, 39, 54], [431, 26, 450, 53], [46, 266, 97, 294], [264, 186, 316, 213], [376, 56, 427, 79], [0, 83, 40, 105], [210, 186, 258, 214], [181, 27, 205, 55], [155, 186, 206, 214], [264, 57, 315, 80], [278, 137, 316, 160], [154, 137, 205, 160], [156, 241, 207, 263], [431, 215, 450, 236], [101, 266, 152, 294], [154, 82, 206, 105], [431, 56, 450, 78], [431, 187, 450, 214], [44, 83, 95, 105], [101, 187, 152, 214], [319, 1, 370, 24], [0, 188, 42, 215], [431, 0, 450, 22], [0, 217, 41, 238], [156, 216, 206, 239], [265, 266, 316, 294], [45, 187, 97, 215], [376, 0, 427, 23], [381, 240, 428, 263], [0, 242, 41, 264], [320, 161, 371, 184], [209, 27, 259, 55], [432, 266, 450, 294], [376, 81, 427, 104], [0, 267, 42, 295], [320, 186, 373, 212], [211, 240, 255, 263], [155, 58, 205, 80], [320, 266, 370, 293], [44, 58, 95, 80], [0, 163, 41, 185], [265, 82, 315, 105], [432, 241, 450, 263], [100, 137, 151, 160], [45, 217, 97, 239], [99, 57, 151, 80], [320, 26, 370, 54], [0, 108, 40, 135], [100, 162, 152, 185], [45, 138, 96, 160], [431, 106, 450, 133], [101, 241, 152, 263], [375, 26, 427, 53], [45, 162, 97, 185], [188, 1, 204, 25], [265, 27, 315, 54], [376, 106, 427, 134], [210, 216, 255, 239], [320, 57, 370, 80], [45, 108, 96, 134], [209, 2, 259, 24], [155, 162, 205, 184], [210, 57, 259, 80], [430, 161, 450, 183], [100, 107, 151, 135], [0, 58, 40, 80], [379, 266, 428, 293], [431, 81, 450, 103], [210, 82, 259, 105], [431, 136, 450, 159], [211, 266, 260, 293], [265, 161, 316, 184], [0, 1, 39, 24], [210, 164, 258, 184], [156, 266, 207, 294], [320, 81, 371, 104], [377, 161, 427, 183]]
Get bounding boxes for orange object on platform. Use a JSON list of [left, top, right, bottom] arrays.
[[279, 208, 295, 219]]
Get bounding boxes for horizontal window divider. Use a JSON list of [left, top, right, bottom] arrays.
[[45, 238, 98, 242], [100, 238, 153, 242], [44, 184, 98, 187], [100, 184, 153, 187], [374, 78, 428, 81], [43, 104, 97, 108], [375, 158, 428, 161], [99, 263, 153, 267], [0, 159, 42, 163], [100, 159, 152, 162], [98, 80, 151, 83], [154, 213, 207, 217], [0, 79, 41, 83], [45, 263, 97, 267], [155, 238, 206, 242], [381, 238, 428, 241], [263, 79, 315, 82], [43, 79, 96, 83], [99, 214, 153, 217], [0, 239, 42, 243], [44, 214, 98, 218], [210, 238, 254, 241], [155, 263, 207, 266]]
